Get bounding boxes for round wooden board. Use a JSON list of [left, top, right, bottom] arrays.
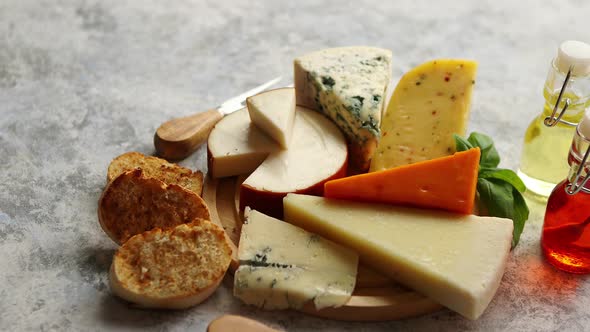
[[202, 175, 443, 321]]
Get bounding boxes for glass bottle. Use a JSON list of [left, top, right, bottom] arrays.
[[518, 40, 590, 198], [541, 111, 590, 273]]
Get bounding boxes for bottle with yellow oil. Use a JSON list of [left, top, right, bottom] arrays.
[[518, 40, 590, 198]]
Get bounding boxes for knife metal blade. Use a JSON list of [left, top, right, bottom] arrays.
[[217, 76, 284, 115], [154, 76, 289, 160]]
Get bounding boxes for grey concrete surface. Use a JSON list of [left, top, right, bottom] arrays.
[[2, 0, 590, 330]]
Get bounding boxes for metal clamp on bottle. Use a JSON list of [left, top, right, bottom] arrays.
[[565, 116, 590, 195], [544, 65, 576, 127], [544, 41, 590, 128]]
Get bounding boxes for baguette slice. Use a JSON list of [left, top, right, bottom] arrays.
[[109, 219, 232, 309], [98, 169, 210, 244], [107, 152, 204, 196]]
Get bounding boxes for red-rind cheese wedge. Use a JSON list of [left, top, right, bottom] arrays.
[[240, 108, 348, 219], [240, 162, 346, 219], [324, 148, 480, 214]]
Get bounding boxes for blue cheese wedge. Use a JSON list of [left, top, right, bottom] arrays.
[[233, 208, 358, 310], [294, 46, 392, 171]]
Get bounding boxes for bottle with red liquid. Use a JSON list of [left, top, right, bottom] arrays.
[[542, 111, 590, 273]]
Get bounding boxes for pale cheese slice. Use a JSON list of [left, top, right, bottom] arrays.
[[370, 59, 477, 171], [283, 194, 513, 320], [207, 108, 280, 178], [246, 88, 296, 149], [234, 208, 358, 310], [242, 107, 347, 193]]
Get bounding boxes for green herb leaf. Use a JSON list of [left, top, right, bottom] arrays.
[[479, 168, 526, 193], [511, 188, 529, 247], [453, 134, 473, 152], [467, 132, 500, 168], [477, 178, 527, 247], [477, 178, 514, 217], [456, 131, 530, 248]]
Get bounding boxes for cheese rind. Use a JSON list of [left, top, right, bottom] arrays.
[[283, 194, 513, 320], [370, 59, 477, 171], [207, 108, 280, 178], [243, 107, 347, 192], [234, 209, 358, 310], [246, 88, 296, 149], [294, 46, 392, 171], [240, 107, 347, 218]]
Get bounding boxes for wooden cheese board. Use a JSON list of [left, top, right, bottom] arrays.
[[202, 175, 443, 321]]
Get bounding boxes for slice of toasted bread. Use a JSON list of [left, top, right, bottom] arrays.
[[109, 218, 232, 309], [107, 152, 204, 196], [98, 169, 210, 244]]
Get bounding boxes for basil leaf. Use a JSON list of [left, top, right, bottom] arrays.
[[456, 131, 530, 248], [479, 168, 526, 193], [477, 178, 528, 247], [511, 187, 529, 247], [453, 134, 473, 152], [467, 132, 500, 168], [477, 178, 513, 217]]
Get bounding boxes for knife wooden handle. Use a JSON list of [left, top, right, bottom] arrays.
[[207, 315, 281, 332], [154, 109, 224, 161]]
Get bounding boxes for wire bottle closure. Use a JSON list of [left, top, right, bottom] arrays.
[[544, 66, 577, 127]]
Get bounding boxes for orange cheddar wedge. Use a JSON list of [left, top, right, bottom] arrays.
[[324, 148, 480, 214]]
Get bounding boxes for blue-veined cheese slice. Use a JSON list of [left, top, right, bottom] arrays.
[[294, 47, 392, 171], [233, 208, 358, 310]]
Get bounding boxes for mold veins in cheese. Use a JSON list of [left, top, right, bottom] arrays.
[[370, 59, 477, 171], [294, 46, 392, 172], [240, 107, 347, 218], [233, 208, 359, 310], [207, 108, 280, 178], [246, 88, 296, 149], [283, 194, 513, 320]]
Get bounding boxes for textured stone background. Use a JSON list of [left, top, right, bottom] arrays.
[[2, 0, 590, 331]]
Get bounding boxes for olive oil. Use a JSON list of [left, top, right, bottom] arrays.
[[518, 90, 587, 198], [518, 41, 590, 198]]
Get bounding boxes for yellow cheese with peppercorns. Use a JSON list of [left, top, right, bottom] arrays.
[[370, 59, 477, 172]]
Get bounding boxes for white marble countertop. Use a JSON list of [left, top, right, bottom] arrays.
[[2, 0, 590, 330]]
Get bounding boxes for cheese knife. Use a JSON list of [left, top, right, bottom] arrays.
[[154, 76, 284, 160]]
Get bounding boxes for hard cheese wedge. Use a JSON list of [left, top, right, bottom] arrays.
[[294, 46, 392, 171], [325, 148, 480, 214], [240, 107, 347, 218], [370, 59, 477, 171], [283, 194, 513, 320], [207, 108, 280, 178], [246, 88, 296, 149], [234, 208, 359, 310]]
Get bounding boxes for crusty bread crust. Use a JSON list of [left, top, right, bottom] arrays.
[[107, 152, 204, 196], [98, 169, 210, 244], [109, 219, 232, 309]]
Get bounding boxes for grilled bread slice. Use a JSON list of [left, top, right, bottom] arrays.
[[98, 169, 210, 244], [109, 219, 232, 309], [107, 152, 204, 196]]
